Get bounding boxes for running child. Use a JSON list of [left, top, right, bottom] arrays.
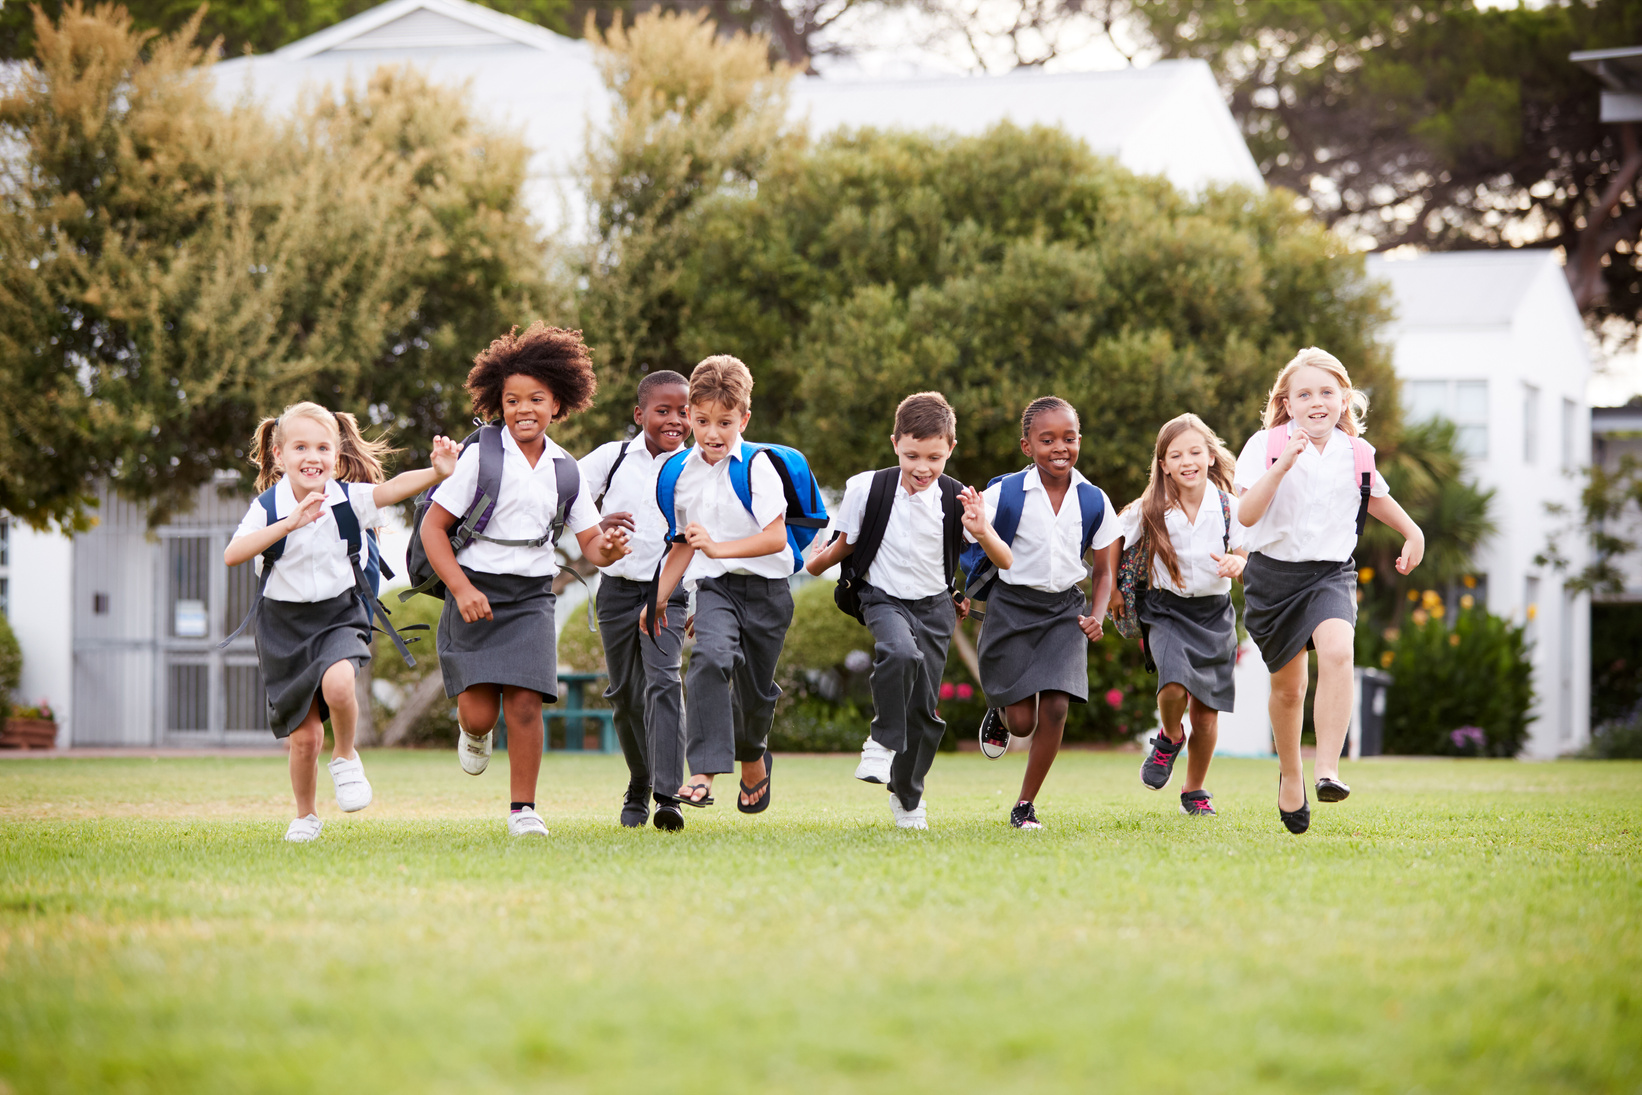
[[1108, 413, 1247, 818], [641, 355, 791, 814], [224, 402, 460, 843], [1234, 347, 1424, 834], [805, 392, 1011, 829], [420, 323, 633, 838], [971, 396, 1121, 830], [578, 369, 692, 831]]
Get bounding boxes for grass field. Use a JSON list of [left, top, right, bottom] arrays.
[[1, 750, 1638, 1094]]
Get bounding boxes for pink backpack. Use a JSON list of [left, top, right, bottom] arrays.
[[1265, 425, 1377, 535]]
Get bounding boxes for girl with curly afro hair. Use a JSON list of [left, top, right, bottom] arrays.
[[421, 322, 632, 838]]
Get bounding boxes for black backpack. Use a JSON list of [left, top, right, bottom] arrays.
[[399, 424, 581, 602], [832, 468, 964, 623]]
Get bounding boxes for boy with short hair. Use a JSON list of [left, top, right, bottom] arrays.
[[642, 355, 791, 813], [807, 392, 1009, 829], [579, 369, 692, 831]]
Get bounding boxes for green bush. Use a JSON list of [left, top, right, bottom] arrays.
[[769, 697, 871, 753], [778, 579, 873, 677], [1585, 711, 1642, 759], [1380, 607, 1534, 756], [0, 610, 20, 702], [370, 593, 455, 747]]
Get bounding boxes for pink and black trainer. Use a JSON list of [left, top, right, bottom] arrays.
[[1140, 732, 1185, 790], [1179, 789, 1216, 817]]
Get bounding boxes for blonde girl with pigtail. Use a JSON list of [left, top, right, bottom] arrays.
[[224, 402, 460, 843], [1233, 349, 1424, 835], [1107, 413, 1247, 817]]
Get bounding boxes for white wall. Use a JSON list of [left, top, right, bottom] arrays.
[[5, 521, 74, 744]]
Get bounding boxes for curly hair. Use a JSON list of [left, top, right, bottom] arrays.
[[689, 355, 754, 413], [465, 322, 598, 423]]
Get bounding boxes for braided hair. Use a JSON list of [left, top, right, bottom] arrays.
[[1020, 396, 1078, 438]]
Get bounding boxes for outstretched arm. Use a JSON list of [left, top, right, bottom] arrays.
[[371, 436, 460, 508], [641, 541, 695, 633], [1368, 493, 1425, 574], [806, 532, 854, 576]]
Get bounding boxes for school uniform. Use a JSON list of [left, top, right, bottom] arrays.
[[829, 471, 957, 812], [671, 439, 794, 776], [430, 430, 601, 700], [232, 479, 379, 738], [1115, 491, 1244, 712], [1233, 426, 1388, 672], [579, 440, 689, 798], [973, 468, 1121, 707]]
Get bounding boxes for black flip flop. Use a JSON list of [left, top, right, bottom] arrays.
[[677, 781, 714, 808], [737, 749, 774, 814]]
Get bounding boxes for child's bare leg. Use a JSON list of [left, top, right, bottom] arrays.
[[1310, 619, 1355, 782], [1002, 697, 1039, 738], [1157, 683, 1188, 742], [287, 704, 324, 817], [1269, 652, 1308, 811], [1017, 691, 1069, 803], [457, 686, 502, 734], [320, 661, 359, 761], [1182, 697, 1218, 793], [503, 686, 544, 804]]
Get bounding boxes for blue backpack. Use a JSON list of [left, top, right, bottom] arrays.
[[222, 481, 426, 666], [655, 443, 829, 573], [959, 468, 1106, 605]]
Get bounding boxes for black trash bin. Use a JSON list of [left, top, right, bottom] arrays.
[[1349, 667, 1392, 758]]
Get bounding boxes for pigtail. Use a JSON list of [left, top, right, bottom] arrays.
[[251, 417, 282, 492], [333, 412, 397, 485]]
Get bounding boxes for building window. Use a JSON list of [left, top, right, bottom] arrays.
[[1523, 383, 1540, 464], [1562, 397, 1579, 471], [1406, 379, 1488, 457]]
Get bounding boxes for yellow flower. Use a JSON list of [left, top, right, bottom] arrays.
[[1412, 608, 1429, 626], [1380, 650, 1395, 667], [1431, 603, 1445, 619], [1460, 594, 1475, 611], [1462, 574, 1477, 589], [1448, 633, 1461, 646], [1527, 603, 1538, 621], [1407, 589, 1420, 602], [1421, 589, 1442, 608], [1383, 627, 1400, 642], [1358, 567, 1375, 584]]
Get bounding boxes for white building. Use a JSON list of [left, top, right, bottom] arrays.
[[1367, 250, 1592, 757]]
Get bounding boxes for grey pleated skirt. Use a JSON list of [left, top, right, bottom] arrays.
[[1242, 552, 1357, 672], [255, 592, 372, 738], [438, 568, 558, 700], [1138, 589, 1237, 711], [977, 582, 1090, 707]]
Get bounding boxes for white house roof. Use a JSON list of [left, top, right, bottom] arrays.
[[1366, 249, 1564, 330]]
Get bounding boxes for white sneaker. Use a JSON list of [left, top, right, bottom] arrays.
[[458, 726, 492, 775], [328, 755, 372, 812], [507, 806, 549, 837], [284, 814, 323, 842], [854, 738, 894, 784], [889, 797, 928, 830]]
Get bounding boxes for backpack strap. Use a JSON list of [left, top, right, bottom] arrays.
[[335, 482, 421, 667], [594, 439, 631, 510], [993, 469, 1031, 546], [1075, 481, 1105, 556], [1350, 436, 1375, 536], [656, 447, 692, 545], [449, 425, 504, 550], [845, 468, 901, 586], [1265, 424, 1288, 468], [938, 474, 963, 594]]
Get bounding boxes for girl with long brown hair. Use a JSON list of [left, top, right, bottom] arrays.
[[1107, 413, 1246, 817]]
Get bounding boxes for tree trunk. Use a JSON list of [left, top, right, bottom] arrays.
[[950, 619, 982, 685], [1567, 122, 1642, 312], [380, 672, 449, 747]]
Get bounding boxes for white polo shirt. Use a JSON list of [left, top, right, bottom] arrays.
[[670, 439, 790, 589], [430, 429, 601, 578], [827, 470, 948, 600], [971, 467, 1121, 594], [1115, 491, 1245, 597], [1232, 426, 1389, 563], [234, 478, 380, 603], [578, 438, 681, 582]]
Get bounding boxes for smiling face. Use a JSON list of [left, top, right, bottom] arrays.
[[690, 398, 751, 465], [1283, 363, 1347, 439], [273, 415, 338, 497], [501, 373, 559, 447], [1021, 407, 1080, 482], [891, 432, 955, 494], [1161, 427, 1213, 495], [637, 382, 690, 455]]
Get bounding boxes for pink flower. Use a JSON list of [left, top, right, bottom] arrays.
[[1105, 688, 1124, 708], [956, 683, 973, 700], [939, 682, 955, 700]]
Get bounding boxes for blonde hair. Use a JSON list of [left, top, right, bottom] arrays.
[[689, 355, 754, 413], [1262, 347, 1370, 437], [249, 402, 397, 492], [1127, 413, 1237, 589]]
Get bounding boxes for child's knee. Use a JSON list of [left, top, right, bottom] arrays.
[[1004, 703, 1037, 735], [876, 638, 919, 674], [691, 635, 738, 678], [321, 662, 358, 707], [288, 725, 322, 760], [1158, 682, 1187, 705], [1273, 674, 1309, 705], [1040, 693, 1070, 724]]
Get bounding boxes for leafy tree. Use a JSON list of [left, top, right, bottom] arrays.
[[0, 3, 557, 529]]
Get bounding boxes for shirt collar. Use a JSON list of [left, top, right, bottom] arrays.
[[501, 426, 561, 465], [1023, 465, 1088, 493], [276, 477, 342, 509], [689, 437, 747, 469]]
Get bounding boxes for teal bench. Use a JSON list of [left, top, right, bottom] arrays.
[[493, 671, 617, 754]]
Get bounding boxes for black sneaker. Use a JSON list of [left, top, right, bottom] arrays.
[[1009, 801, 1041, 830], [979, 708, 1010, 759], [652, 798, 684, 832], [1140, 732, 1185, 790], [1179, 789, 1216, 817], [620, 782, 650, 828]]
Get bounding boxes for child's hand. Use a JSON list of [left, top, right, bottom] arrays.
[[684, 613, 696, 639], [639, 602, 666, 634], [1108, 590, 1127, 620], [1211, 551, 1245, 580], [954, 596, 970, 622], [1076, 613, 1104, 642], [1273, 430, 1308, 471], [430, 435, 460, 479], [600, 526, 632, 560], [959, 486, 989, 536], [683, 523, 718, 559], [285, 491, 327, 531], [454, 585, 493, 624], [600, 511, 635, 536], [1396, 536, 1424, 575]]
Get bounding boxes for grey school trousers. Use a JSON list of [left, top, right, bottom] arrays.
[[860, 583, 957, 812], [596, 576, 689, 798], [685, 574, 794, 776]]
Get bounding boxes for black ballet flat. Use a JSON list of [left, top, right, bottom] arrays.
[[1315, 777, 1351, 803], [1278, 774, 1310, 835]]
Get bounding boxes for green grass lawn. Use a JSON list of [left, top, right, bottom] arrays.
[[1, 750, 1638, 1094]]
